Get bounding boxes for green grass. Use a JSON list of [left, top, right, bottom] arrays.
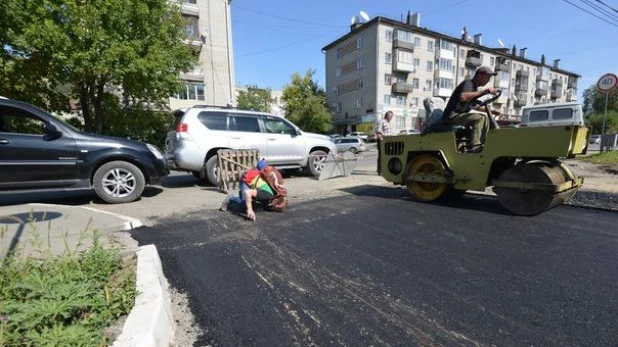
[[579, 151, 618, 165], [0, 219, 136, 346]]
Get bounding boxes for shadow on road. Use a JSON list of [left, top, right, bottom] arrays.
[[339, 184, 514, 216]]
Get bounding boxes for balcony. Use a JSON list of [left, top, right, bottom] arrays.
[[566, 90, 577, 102], [393, 60, 415, 73], [180, 2, 200, 16], [568, 77, 578, 89], [393, 39, 415, 52], [535, 89, 547, 97], [433, 87, 453, 98], [515, 96, 528, 107], [495, 58, 509, 72], [392, 82, 414, 94], [550, 79, 563, 99], [515, 71, 529, 92], [465, 50, 481, 68], [180, 70, 204, 82]]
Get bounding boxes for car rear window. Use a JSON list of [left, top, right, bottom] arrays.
[[552, 108, 573, 120], [529, 110, 549, 122], [197, 111, 227, 130]]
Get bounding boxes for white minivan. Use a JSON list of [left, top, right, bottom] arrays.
[[520, 102, 584, 128]]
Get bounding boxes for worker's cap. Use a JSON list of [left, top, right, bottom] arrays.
[[257, 159, 267, 170], [476, 66, 497, 76]]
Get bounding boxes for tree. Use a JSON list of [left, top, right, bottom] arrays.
[[1, 0, 194, 133], [236, 85, 274, 112], [281, 69, 331, 133], [583, 84, 618, 133]]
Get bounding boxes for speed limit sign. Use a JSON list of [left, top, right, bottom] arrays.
[[597, 73, 618, 92]]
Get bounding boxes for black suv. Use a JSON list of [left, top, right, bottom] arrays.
[[0, 98, 168, 203]]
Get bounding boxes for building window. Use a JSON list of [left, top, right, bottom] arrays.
[[460, 67, 465, 77], [384, 74, 392, 85], [396, 73, 407, 83], [439, 58, 453, 71], [425, 79, 432, 90], [459, 49, 465, 59], [427, 40, 434, 52], [385, 30, 393, 42], [336, 68, 341, 77], [177, 83, 205, 100], [356, 98, 363, 108], [490, 57, 495, 66], [437, 78, 453, 89], [384, 94, 391, 105], [397, 50, 413, 64], [385, 52, 392, 64], [412, 97, 419, 106], [357, 78, 363, 89], [184, 16, 199, 39], [414, 37, 421, 47], [426, 61, 433, 72], [357, 59, 363, 69], [356, 37, 364, 49], [440, 40, 453, 51], [413, 58, 420, 70], [412, 78, 419, 89], [184, 0, 196, 3], [396, 29, 413, 42], [396, 96, 406, 106]]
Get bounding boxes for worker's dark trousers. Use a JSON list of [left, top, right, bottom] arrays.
[[376, 139, 382, 174]]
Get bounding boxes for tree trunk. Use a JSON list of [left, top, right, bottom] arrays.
[[93, 80, 105, 134], [80, 84, 93, 133]]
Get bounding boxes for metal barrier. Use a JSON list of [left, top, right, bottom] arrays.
[[318, 152, 357, 181], [217, 149, 259, 193]]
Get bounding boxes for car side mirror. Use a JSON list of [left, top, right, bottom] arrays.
[[42, 122, 62, 140], [295, 128, 302, 136]]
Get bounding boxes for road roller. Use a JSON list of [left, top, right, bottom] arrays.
[[379, 93, 590, 216]]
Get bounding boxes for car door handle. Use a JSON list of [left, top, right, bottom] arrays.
[[0, 139, 9, 145], [267, 138, 277, 141], [230, 137, 241, 140]]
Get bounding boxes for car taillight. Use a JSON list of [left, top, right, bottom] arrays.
[[176, 123, 188, 132]]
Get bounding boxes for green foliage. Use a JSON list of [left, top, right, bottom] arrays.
[[0, 228, 136, 346], [580, 151, 618, 165], [1, 0, 194, 134], [281, 69, 331, 133], [585, 111, 618, 134], [237, 85, 275, 112], [583, 85, 618, 115]]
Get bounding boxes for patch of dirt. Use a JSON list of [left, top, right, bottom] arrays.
[[169, 286, 202, 347]]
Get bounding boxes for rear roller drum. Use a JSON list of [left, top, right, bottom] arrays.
[[494, 161, 579, 216]]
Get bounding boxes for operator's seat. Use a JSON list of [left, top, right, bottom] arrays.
[[422, 97, 471, 141]]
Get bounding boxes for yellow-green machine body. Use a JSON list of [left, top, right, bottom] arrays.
[[380, 125, 590, 215]]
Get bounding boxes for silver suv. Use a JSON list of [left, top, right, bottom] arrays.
[[165, 105, 337, 185]]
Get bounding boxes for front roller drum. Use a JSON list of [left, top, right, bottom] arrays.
[[494, 160, 581, 216], [405, 154, 451, 201]]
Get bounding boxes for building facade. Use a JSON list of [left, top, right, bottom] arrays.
[[168, 0, 236, 110], [322, 12, 580, 135]]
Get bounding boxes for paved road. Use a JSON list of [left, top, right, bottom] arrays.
[[131, 186, 618, 347]]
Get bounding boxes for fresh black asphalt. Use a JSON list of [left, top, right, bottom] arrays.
[[131, 185, 618, 347]]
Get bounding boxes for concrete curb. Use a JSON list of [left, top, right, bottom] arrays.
[[113, 245, 175, 347]]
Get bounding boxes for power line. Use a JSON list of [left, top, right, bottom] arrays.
[[579, 0, 618, 22], [232, 3, 347, 29], [595, 0, 618, 13], [235, 33, 336, 58], [561, 0, 618, 27]]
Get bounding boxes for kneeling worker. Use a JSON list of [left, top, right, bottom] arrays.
[[442, 66, 501, 153]]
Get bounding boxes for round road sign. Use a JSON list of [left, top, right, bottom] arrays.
[[597, 73, 618, 92]]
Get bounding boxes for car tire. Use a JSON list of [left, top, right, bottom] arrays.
[[205, 155, 219, 186], [306, 150, 328, 177], [93, 161, 146, 204], [349, 147, 358, 154]]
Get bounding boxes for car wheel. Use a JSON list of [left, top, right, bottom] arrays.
[[349, 147, 358, 154], [93, 161, 145, 204], [307, 150, 328, 177], [205, 155, 219, 186]]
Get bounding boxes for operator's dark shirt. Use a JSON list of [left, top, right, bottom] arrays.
[[442, 79, 478, 121]]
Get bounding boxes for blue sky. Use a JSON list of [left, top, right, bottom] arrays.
[[231, 0, 618, 99]]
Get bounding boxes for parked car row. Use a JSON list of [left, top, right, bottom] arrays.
[[0, 98, 339, 204]]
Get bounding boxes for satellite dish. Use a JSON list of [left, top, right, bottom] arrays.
[[466, 35, 472, 41], [351, 16, 358, 25], [497, 39, 505, 48], [359, 10, 370, 22]]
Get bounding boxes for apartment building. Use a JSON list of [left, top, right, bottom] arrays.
[[168, 0, 235, 110], [321, 12, 580, 135]]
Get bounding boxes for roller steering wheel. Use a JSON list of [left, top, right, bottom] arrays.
[[469, 89, 502, 129]]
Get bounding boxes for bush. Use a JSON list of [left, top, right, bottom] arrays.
[[0, 228, 136, 346]]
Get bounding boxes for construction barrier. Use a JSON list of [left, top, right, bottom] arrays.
[[217, 149, 259, 193], [318, 151, 357, 181]]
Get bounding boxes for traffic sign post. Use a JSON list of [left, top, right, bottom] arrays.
[[596, 73, 618, 137]]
